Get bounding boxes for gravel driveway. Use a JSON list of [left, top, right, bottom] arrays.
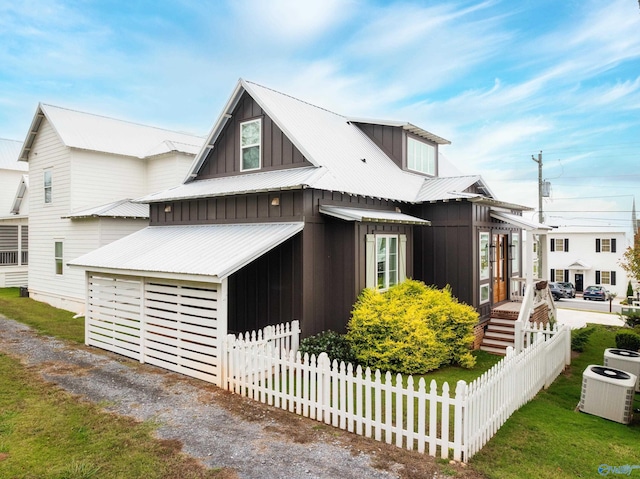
[[0, 315, 480, 479]]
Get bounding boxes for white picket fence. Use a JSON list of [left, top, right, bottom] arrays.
[[223, 321, 570, 462]]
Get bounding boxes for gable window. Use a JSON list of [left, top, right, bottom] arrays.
[[407, 137, 435, 176], [55, 241, 63, 275], [44, 169, 52, 204], [240, 118, 261, 171], [596, 238, 616, 253], [550, 238, 569, 252], [365, 234, 407, 290]]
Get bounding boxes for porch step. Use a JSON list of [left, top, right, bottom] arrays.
[[488, 318, 516, 328], [486, 324, 515, 333], [481, 337, 514, 348], [479, 345, 510, 355], [483, 331, 514, 341]]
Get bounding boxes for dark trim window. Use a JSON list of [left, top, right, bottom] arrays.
[[596, 238, 616, 253], [44, 169, 52, 204], [407, 137, 436, 176], [596, 270, 616, 286], [550, 238, 569, 252], [240, 118, 261, 171]]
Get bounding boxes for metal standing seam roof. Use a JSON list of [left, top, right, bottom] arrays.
[[19, 104, 205, 161], [63, 199, 149, 219], [68, 222, 304, 281], [0, 138, 26, 171], [137, 166, 325, 203], [319, 205, 430, 225], [415, 175, 489, 202], [490, 211, 552, 232]]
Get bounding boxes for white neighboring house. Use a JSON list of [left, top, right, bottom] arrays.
[[18, 104, 204, 314], [547, 226, 632, 297], [0, 138, 29, 287]]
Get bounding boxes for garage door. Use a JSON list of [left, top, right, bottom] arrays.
[[86, 273, 223, 384]]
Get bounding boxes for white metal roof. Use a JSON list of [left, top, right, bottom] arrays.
[[319, 205, 430, 225], [63, 199, 149, 219], [138, 166, 324, 203], [415, 175, 490, 202], [490, 211, 552, 232], [19, 104, 205, 161], [68, 222, 304, 281], [0, 138, 27, 171]]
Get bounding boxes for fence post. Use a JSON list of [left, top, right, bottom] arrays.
[[454, 380, 467, 462], [291, 320, 300, 355], [514, 319, 522, 354]]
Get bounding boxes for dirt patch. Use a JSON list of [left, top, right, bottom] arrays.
[[34, 360, 94, 377]]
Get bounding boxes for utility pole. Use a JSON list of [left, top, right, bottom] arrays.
[[531, 151, 543, 223]]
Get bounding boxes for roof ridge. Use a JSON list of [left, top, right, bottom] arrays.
[[40, 103, 203, 138], [243, 80, 345, 119]]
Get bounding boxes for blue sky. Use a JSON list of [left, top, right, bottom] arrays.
[[1, 0, 639, 231]]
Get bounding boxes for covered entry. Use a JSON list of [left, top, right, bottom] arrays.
[[70, 222, 304, 386]]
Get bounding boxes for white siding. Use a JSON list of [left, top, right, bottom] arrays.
[[0, 168, 24, 216], [146, 153, 194, 193], [0, 217, 28, 287]]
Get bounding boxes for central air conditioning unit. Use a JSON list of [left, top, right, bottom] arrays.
[[604, 348, 640, 393], [579, 365, 636, 424]]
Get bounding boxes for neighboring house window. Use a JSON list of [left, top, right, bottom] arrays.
[[407, 137, 436, 176], [551, 269, 569, 282], [240, 118, 261, 171], [365, 234, 407, 290], [550, 238, 569, 252], [55, 241, 63, 275], [44, 169, 52, 204], [0, 226, 19, 266], [596, 270, 616, 285], [596, 238, 616, 253]]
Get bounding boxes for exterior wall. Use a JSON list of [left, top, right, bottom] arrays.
[[196, 91, 313, 179], [547, 229, 631, 297], [355, 123, 405, 169], [69, 150, 147, 211], [146, 153, 195, 193], [0, 168, 26, 215]]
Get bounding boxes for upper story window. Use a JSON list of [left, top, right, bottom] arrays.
[[240, 118, 261, 171], [551, 238, 569, 252], [407, 137, 436, 176], [44, 169, 52, 204], [596, 238, 616, 253]]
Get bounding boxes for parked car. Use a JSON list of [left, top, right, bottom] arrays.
[[549, 282, 567, 301], [559, 282, 576, 298], [583, 285, 612, 301]]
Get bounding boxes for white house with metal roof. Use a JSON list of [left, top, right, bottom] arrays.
[[18, 103, 204, 313], [0, 138, 29, 287]]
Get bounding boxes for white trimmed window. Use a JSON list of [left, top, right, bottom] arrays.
[[240, 118, 261, 171], [407, 137, 436, 176], [366, 234, 407, 290], [55, 241, 63, 275], [44, 169, 52, 204]]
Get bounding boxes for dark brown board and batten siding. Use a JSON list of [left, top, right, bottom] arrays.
[[197, 92, 313, 179]]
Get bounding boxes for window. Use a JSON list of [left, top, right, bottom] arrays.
[[21, 225, 28, 265], [479, 232, 490, 280], [55, 241, 63, 275], [596, 238, 617, 253], [551, 238, 569, 252], [44, 169, 52, 204], [407, 137, 436, 176], [596, 270, 616, 285], [511, 233, 520, 273], [240, 119, 261, 171], [365, 234, 407, 290], [377, 235, 398, 290]]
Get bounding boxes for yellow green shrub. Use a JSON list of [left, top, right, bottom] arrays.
[[346, 280, 478, 374]]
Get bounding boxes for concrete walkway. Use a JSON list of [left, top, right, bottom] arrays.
[[556, 306, 625, 330]]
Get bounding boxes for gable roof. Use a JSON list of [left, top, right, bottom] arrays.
[[19, 104, 205, 161], [0, 138, 27, 171], [10, 175, 28, 215]]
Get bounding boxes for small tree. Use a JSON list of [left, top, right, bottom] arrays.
[[620, 232, 640, 295]]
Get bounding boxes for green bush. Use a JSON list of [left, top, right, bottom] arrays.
[[627, 281, 634, 299], [623, 312, 640, 329], [346, 280, 477, 374], [615, 331, 640, 351], [299, 330, 356, 364], [571, 327, 595, 352]]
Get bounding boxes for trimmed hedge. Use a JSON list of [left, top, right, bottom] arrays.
[[346, 280, 477, 374], [299, 330, 355, 364], [615, 331, 640, 352]]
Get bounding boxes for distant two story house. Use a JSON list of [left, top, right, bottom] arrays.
[[18, 104, 205, 313], [70, 79, 546, 352], [547, 226, 632, 297], [0, 138, 28, 287]]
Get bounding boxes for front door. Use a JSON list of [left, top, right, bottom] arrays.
[[575, 273, 584, 292], [492, 234, 508, 303]]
